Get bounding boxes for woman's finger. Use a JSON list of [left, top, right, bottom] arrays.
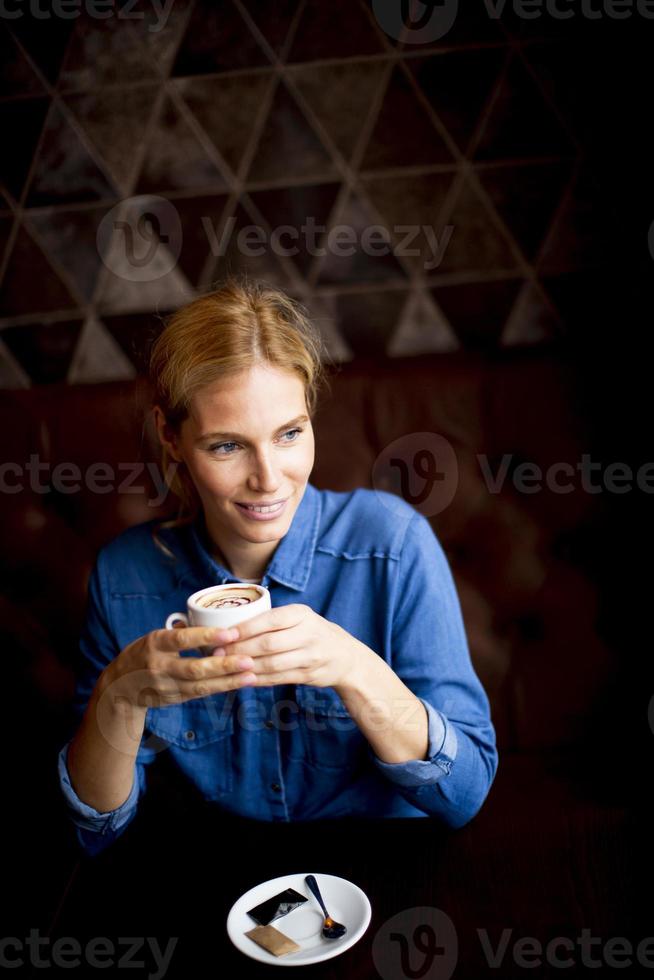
[[154, 625, 237, 653], [164, 650, 255, 682], [147, 669, 258, 702], [225, 624, 303, 661], [249, 667, 312, 687], [172, 671, 259, 699], [248, 649, 306, 675]]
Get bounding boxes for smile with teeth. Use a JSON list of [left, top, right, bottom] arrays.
[[238, 501, 285, 514]]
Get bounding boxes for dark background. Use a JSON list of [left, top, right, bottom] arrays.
[[1, 0, 651, 374], [1, 0, 653, 975]]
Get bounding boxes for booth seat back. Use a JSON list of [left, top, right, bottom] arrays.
[[0, 350, 614, 755]]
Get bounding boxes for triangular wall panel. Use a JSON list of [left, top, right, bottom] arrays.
[[0, 5, 600, 387]]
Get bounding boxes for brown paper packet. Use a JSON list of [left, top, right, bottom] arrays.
[[244, 924, 301, 956]]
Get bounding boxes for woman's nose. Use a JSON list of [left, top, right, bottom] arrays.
[[248, 451, 282, 490]]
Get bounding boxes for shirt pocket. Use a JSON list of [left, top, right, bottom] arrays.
[[294, 685, 367, 772], [144, 695, 235, 797]]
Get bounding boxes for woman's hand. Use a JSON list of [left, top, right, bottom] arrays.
[[101, 624, 258, 710], [209, 603, 364, 691]]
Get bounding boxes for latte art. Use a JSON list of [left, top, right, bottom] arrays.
[[165, 582, 270, 636], [197, 586, 260, 609]]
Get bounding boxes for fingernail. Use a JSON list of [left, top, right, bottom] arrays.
[[211, 647, 226, 657]]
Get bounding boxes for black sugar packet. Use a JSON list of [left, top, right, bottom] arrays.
[[247, 888, 308, 926]]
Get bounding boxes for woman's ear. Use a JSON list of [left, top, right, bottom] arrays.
[[153, 405, 183, 463]]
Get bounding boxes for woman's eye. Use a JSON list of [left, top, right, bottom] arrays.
[[280, 427, 303, 443], [208, 428, 303, 456], [209, 441, 239, 455]]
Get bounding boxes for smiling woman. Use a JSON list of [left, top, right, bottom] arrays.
[[57, 275, 498, 860], [152, 363, 316, 581], [147, 277, 328, 580]]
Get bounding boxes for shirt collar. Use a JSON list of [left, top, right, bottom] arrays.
[[185, 482, 321, 593]]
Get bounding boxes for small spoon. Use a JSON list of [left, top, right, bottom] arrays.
[[305, 875, 347, 940]]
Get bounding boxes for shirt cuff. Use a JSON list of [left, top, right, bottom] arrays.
[[371, 698, 458, 788], [57, 741, 140, 834]]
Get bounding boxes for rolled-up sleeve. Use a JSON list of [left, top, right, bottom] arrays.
[[56, 550, 154, 858], [371, 698, 458, 787], [58, 741, 141, 857], [373, 510, 498, 826]]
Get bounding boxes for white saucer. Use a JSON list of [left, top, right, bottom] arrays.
[[226, 872, 372, 966]]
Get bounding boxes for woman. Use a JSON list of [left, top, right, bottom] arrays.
[[57, 278, 498, 859]]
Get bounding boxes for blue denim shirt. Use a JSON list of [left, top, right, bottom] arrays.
[[57, 482, 498, 857]]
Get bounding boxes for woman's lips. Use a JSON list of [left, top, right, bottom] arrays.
[[234, 498, 288, 522]]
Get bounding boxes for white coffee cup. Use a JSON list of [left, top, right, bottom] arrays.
[[165, 583, 271, 634]]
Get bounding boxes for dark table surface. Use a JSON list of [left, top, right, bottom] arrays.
[[40, 757, 651, 980]]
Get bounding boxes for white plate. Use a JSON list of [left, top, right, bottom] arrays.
[[226, 871, 372, 966]]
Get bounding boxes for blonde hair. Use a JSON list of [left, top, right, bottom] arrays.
[[146, 276, 331, 557]]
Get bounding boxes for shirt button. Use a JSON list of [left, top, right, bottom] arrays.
[[270, 782, 282, 793], [184, 730, 196, 741], [264, 720, 274, 729]]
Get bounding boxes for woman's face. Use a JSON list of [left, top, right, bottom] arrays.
[[157, 364, 315, 557]]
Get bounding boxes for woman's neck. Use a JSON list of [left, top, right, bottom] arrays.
[[201, 515, 272, 581]]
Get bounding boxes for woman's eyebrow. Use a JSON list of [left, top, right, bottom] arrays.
[[196, 414, 309, 443]]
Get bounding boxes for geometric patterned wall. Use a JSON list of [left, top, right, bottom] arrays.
[[0, 0, 626, 387]]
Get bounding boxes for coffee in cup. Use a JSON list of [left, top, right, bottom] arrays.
[[165, 583, 271, 654], [196, 586, 261, 610]]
